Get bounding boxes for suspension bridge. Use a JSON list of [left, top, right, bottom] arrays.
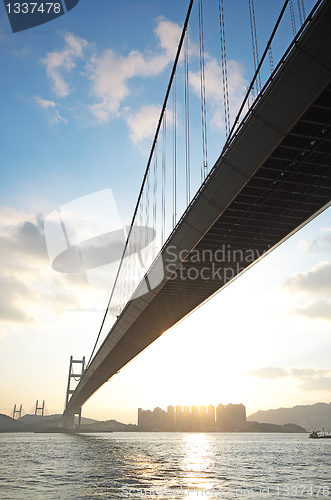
[[62, 0, 331, 428]]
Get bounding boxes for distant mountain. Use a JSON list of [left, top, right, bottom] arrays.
[[246, 422, 306, 433], [80, 419, 138, 432], [0, 413, 99, 432], [248, 403, 331, 431], [17, 414, 98, 425], [0, 414, 20, 431], [80, 416, 99, 425]]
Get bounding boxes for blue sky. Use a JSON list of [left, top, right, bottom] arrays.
[[1, 0, 331, 424]]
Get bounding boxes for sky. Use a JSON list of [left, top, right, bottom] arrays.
[[1, 0, 331, 425]]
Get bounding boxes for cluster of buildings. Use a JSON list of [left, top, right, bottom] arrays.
[[138, 403, 246, 432]]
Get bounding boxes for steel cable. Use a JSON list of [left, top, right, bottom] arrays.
[[249, 0, 261, 94], [219, 0, 230, 137], [184, 32, 191, 206], [198, 0, 208, 181], [289, 0, 297, 36]]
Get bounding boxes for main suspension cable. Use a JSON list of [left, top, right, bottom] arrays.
[[85, 0, 195, 370]]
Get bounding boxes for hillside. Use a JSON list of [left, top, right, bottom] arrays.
[[248, 403, 331, 431], [0, 414, 21, 431], [246, 422, 306, 433], [0, 413, 99, 432]]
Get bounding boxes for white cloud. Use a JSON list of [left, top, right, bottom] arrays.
[[154, 16, 182, 60], [34, 96, 56, 110], [246, 367, 331, 392], [296, 225, 331, 254], [33, 96, 67, 124], [0, 275, 37, 324], [290, 299, 331, 321], [0, 207, 83, 328], [281, 262, 331, 321], [298, 239, 310, 253], [189, 58, 248, 129], [42, 32, 89, 98], [281, 261, 331, 297], [46, 290, 81, 314], [39, 21, 248, 141], [247, 367, 289, 380], [0, 206, 34, 227], [126, 104, 162, 143], [87, 18, 182, 123]]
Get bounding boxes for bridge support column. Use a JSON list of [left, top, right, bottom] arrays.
[[35, 400, 45, 416], [12, 404, 22, 419], [61, 356, 85, 430]]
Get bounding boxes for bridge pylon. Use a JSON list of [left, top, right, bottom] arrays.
[[35, 400, 45, 416], [61, 356, 85, 430], [12, 404, 22, 419]]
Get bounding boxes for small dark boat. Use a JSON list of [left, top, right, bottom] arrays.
[[309, 430, 331, 439]]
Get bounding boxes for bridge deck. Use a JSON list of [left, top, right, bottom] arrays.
[[67, 0, 331, 413]]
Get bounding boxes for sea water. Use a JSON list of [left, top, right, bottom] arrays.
[[0, 432, 330, 500]]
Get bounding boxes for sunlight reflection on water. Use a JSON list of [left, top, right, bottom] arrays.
[[0, 432, 330, 500]]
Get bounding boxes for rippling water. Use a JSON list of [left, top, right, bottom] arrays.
[[0, 432, 330, 500]]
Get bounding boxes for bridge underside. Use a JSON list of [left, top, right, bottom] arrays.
[[67, 0, 331, 414]]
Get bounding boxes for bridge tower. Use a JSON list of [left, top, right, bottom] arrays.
[[12, 404, 22, 419], [35, 400, 45, 416], [61, 356, 85, 429]]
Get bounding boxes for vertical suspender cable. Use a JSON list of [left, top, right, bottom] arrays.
[[173, 74, 177, 229], [219, 0, 230, 137], [301, 0, 306, 20], [184, 32, 191, 206], [249, 0, 261, 94], [162, 112, 166, 245], [86, 0, 195, 369], [249, 0, 257, 94], [198, 0, 208, 181], [153, 145, 158, 257], [224, 0, 291, 153], [297, 0, 303, 25], [268, 46, 274, 74], [289, 0, 297, 36], [145, 168, 150, 261], [297, 0, 306, 24]]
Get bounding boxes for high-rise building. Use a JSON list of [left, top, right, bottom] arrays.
[[207, 405, 215, 427], [216, 403, 246, 430], [216, 404, 226, 428], [167, 405, 176, 429], [175, 405, 183, 429], [183, 405, 191, 430], [138, 403, 246, 431], [199, 405, 207, 428]]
